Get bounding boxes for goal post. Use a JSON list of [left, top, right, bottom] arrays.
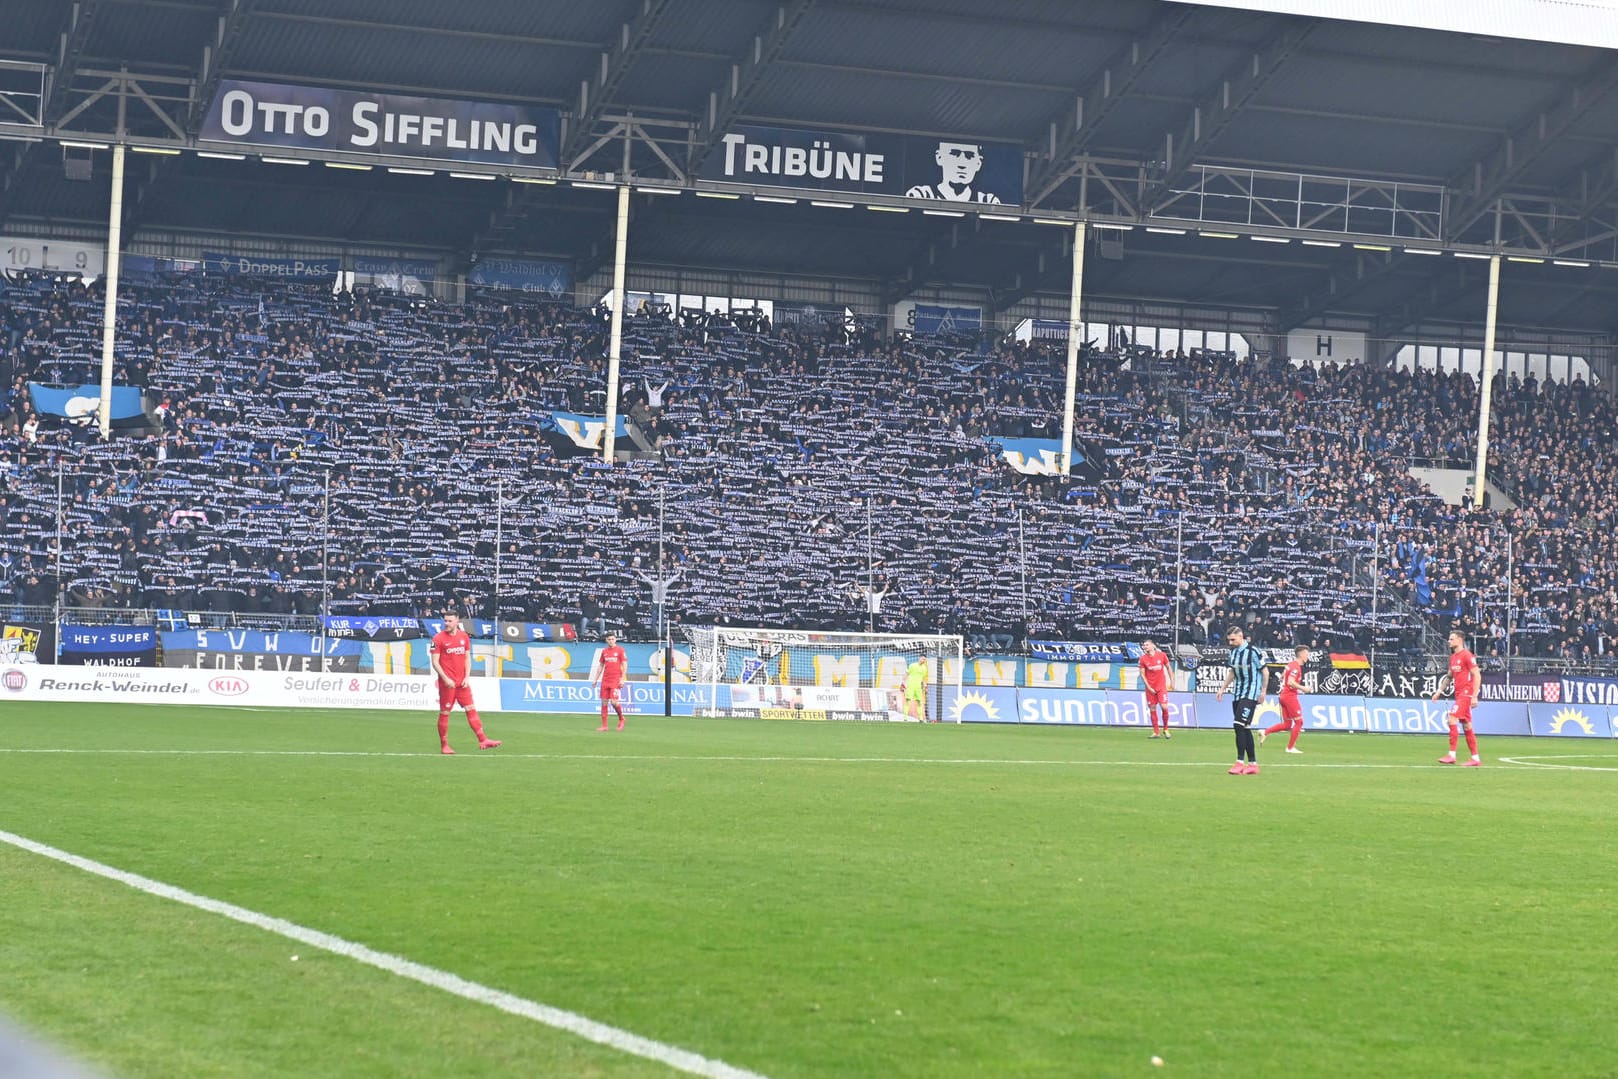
[[685, 626, 965, 722]]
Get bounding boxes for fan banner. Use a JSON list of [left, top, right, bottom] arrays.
[[160, 630, 363, 672], [202, 252, 340, 279], [28, 382, 143, 421], [58, 625, 157, 667], [541, 410, 630, 450], [420, 619, 575, 642], [363, 639, 689, 680], [1028, 641, 1142, 662], [352, 255, 440, 293], [466, 256, 573, 296], [321, 616, 424, 641], [1, 622, 51, 663], [992, 437, 1063, 475]]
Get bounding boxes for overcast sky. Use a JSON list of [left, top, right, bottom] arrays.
[[1182, 0, 1618, 49]]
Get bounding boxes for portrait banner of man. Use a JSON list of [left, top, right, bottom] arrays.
[[905, 141, 1002, 203]]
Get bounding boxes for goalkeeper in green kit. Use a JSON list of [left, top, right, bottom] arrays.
[[904, 657, 930, 722]]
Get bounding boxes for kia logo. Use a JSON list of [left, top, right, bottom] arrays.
[[209, 676, 249, 696]]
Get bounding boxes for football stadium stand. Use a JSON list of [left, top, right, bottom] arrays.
[[3, 269, 1614, 663]]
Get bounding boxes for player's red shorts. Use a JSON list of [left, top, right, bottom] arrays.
[[599, 683, 622, 702], [1449, 700, 1474, 724], [1279, 695, 1302, 722], [1144, 684, 1168, 707], [438, 681, 474, 710]]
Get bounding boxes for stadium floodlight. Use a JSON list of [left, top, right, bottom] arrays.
[[1452, 251, 1492, 259], [1404, 247, 1442, 255], [868, 205, 909, 213], [324, 161, 371, 171], [695, 190, 741, 199], [1198, 231, 1239, 239], [1507, 256, 1545, 264], [636, 186, 680, 195], [1301, 239, 1340, 247], [755, 195, 797, 204], [1353, 243, 1392, 251], [1251, 235, 1291, 243], [1091, 222, 1132, 230], [261, 156, 310, 166], [60, 140, 110, 150], [923, 209, 965, 217], [687, 626, 964, 724], [1033, 218, 1069, 225], [571, 180, 616, 190], [388, 166, 434, 175], [1145, 226, 1186, 235], [509, 175, 553, 184], [196, 150, 247, 160], [131, 145, 181, 156], [450, 172, 496, 180], [1553, 259, 1591, 267], [979, 213, 1020, 221], [810, 200, 853, 208]]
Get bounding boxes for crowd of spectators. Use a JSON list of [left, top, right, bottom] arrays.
[[0, 267, 1614, 664]]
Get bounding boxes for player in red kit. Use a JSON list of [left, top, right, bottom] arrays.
[[1433, 628, 1481, 765], [429, 611, 500, 755], [1138, 639, 1173, 738], [1260, 645, 1310, 753], [592, 631, 629, 732]]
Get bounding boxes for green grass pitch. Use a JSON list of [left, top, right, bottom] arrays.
[[2, 702, 1614, 1078]]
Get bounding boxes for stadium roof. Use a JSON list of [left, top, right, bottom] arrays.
[[3, 0, 1618, 342]]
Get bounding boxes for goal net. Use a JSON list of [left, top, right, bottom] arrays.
[[686, 626, 964, 722]]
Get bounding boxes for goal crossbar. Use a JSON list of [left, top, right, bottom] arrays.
[[687, 626, 965, 723]]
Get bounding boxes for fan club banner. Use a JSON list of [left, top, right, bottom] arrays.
[[466, 257, 573, 297], [321, 616, 424, 641], [416, 640, 687, 682], [203, 252, 341, 279], [774, 302, 844, 329], [1190, 646, 1371, 695], [161, 624, 576, 674], [421, 619, 576, 643], [900, 303, 983, 335], [200, 79, 561, 169], [352, 255, 440, 292], [700, 123, 1024, 205], [1029, 641, 1141, 663], [58, 625, 157, 667], [161, 630, 364, 672]]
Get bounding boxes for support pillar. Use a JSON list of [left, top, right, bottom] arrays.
[[98, 143, 125, 441], [1472, 255, 1501, 506], [1060, 220, 1087, 476], [603, 184, 630, 462]]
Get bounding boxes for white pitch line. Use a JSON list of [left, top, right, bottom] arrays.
[[0, 828, 769, 1079], [0, 747, 1523, 769], [1497, 754, 1618, 771]]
